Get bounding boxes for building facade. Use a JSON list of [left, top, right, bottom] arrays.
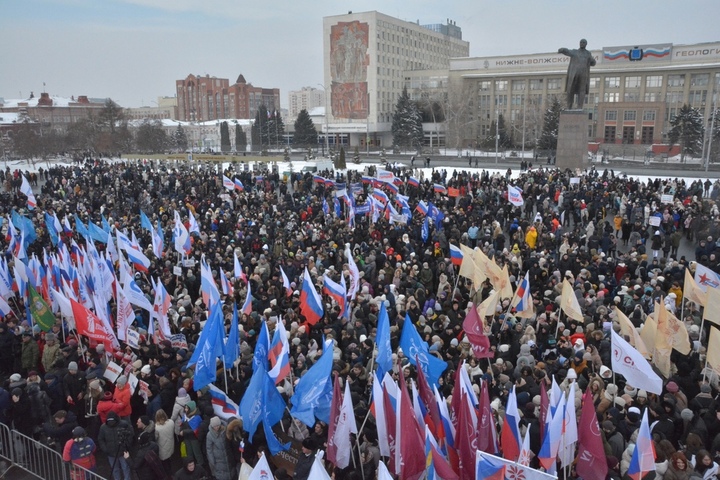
[[322, 11, 469, 149], [446, 41, 720, 149], [126, 96, 178, 121], [288, 87, 325, 122], [0, 92, 108, 132], [175, 74, 280, 122]]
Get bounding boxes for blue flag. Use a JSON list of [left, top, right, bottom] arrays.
[[290, 340, 334, 426], [240, 360, 289, 456], [223, 303, 239, 370], [253, 321, 270, 372], [421, 216, 429, 243], [140, 210, 153, 232], [45, 212, 59, 247], [73, 214, 90, 240], [399, 314, 447, 386], [189, 302, 224, 390], [322, 197, 330, 216], [262, 370, 291, 454], [239, 361, 266, 439], [375, 305, 392, 378], [12, 210, 37, 246], [156, 219, 164, 243], [101, 215, 111, 233], [88, 221, 108, 244]]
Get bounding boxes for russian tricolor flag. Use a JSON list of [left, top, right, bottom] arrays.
[[299, 267, 324, 325], [20, 176, 37, 210], [322, 274, 346, 315], [511, 272, 532, 315], [433, 184, 447, 195], [208, 384, 240, 420], [407, 177, 420, 188], [222, 175, 235, 191], [449, 244, 463, 266], [313, 175, 325, 184], [361, 175, 373, 184], [234, 178, 244, 191], [628, 409, 656, 480], [500, 386, 522, 462], [240, 282, 253, 315], [268, 318, 291, 385], [416, 200, 429, 216], [384, 182, 399, 195]]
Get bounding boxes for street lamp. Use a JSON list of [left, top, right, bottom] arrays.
[[366, 88, 371, 157], [317, 84, 330, 157]]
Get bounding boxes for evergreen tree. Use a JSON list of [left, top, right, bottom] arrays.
[[538, 96, 564, 151], [235, 124, 247, 152], [266, 110, 285, 148], [708, 109, 720, 164], [98, 99, 125, 134], [336, 146, 347, 169], [391, 87, 424, 150], [220, 121, 230, 152], [174, 124, 188, 151], [293, 109, 318, 147], [251, 105, 270, 148], [135, 120, 168, 153], [669, 104, 705, 162], [496, 114, 511, 148]]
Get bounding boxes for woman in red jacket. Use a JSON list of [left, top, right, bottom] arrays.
[[112, 375, 133, 422]]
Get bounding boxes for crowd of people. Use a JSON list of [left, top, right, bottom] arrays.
[[1, 157, 720, 480]]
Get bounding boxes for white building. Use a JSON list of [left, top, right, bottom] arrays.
[[322, 11, 469, 150], [288, 87, 325, 122]]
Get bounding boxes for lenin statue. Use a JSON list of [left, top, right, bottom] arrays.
[[558, 39, 596, 109]]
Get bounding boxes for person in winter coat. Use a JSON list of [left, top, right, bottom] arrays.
[[21, 331, 39, 374], [154, 409, 175, 477], [173, 458, 208, 480], [43, 410, 79, 453], [665, 452, 691, 480], [63, 427, 97, 480], [113, 375, 133, 421], [27, 382, 53, 427], [10, 387, 34, 436], [98, 391, 125, 425], [41, 333, 63, 373], [179, 401, 206, 468], [98, 411, 134, 480], [294, 438, 316, 480], [206, 417, 234, 480], [124, 431, 164, 480], [171, 388, 191, 435]]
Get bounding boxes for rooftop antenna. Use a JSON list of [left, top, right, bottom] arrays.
[[43, 82, 46, 93]]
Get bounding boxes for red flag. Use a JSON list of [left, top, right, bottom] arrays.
[[397, 372, 426, 480], [477, 380, 498, 454], [463, 306, 493, 358], [383, 384, 398, 474], [576, 388, 608, 480], [70, 298, 115, 352], [415, 356, 441, 436], [431, 442, 460, 480], [539, 380, 549, 444], [325, 376, 342, 466], [456, 391, 479, 480]]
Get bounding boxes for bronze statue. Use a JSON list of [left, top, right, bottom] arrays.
[[558, 39, 596, 109]]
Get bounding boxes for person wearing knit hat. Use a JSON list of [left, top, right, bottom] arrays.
[[113, 375, 132, 422], [180, 401, 205, 468], [665, 381, 689, 411]]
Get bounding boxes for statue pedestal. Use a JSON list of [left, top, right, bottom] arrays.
[[556, 110, 589, 170]]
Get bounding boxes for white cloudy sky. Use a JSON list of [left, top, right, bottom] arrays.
[[1, 0, 718, 109]]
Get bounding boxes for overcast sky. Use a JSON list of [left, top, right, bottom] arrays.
[[2, 0, 718, 109]]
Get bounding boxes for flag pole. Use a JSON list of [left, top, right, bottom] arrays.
[[554, 309, 563, 338], [222, 355, 229, 391]]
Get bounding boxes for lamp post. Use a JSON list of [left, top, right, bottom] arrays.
[[495, 107, 499, 164], [707, 90, 717, 172], [366, 89, 371, 157], [317, 84, 330, 157]]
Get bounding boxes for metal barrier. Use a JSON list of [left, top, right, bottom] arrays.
[[0, 423, 106, 480]]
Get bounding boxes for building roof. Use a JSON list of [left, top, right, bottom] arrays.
[[0, 94, 106, 108]]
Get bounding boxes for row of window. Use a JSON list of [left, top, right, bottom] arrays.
[[605, 110, 657, 121]]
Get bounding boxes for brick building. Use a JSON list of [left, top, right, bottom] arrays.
[[176, 74, 280, 122]]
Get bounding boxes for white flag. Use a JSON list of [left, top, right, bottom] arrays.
[[246, 452, 272, 480], [508, 185, 524, 206], [308, 452, 333, 480], [611, 329, 663, 394], [378, 461, 394, 480], [332, 379, 358, 469]]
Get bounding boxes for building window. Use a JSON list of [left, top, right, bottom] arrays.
[[495, 95, 507, 106], [528, 94, 543, 105], [625, 76, 641, 88], [604, 126, 616, 143], [645, 75, 663, 88], [589, 77, 600, 89], [604, 92, 620, 102], [495, 80, 508, 91], [547, 78, 561, 90], [624, 110, 636, 122], [604, 76, 620, 89], [688, 90, 707, 105], [605, 110, 617, 121], [644, 92, 661, 102], [690, 73, 710, 87], [667, 74, 685, 88], [624, 92, 640, 102], [529, 79, 543, 90], [511, 94, 523, 106], [643, 110, 656, 121], [512, 80, 526, 91], [641, 126, 654, 144], [479, 95, 491, 107], [586, 93, 599, 105], [666, 91, 684, 104], [479, 81, 491, 91]]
